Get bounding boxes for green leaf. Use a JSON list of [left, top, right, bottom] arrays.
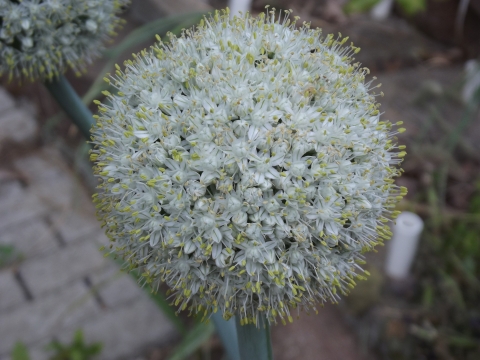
[[440, 272, 466, 310], [73, 329, 84, 345], [344, 0, 381, 14], [167, 322, 215, 360], [87, 344, 102, 356], [104, 12, 205, 60], [448, 335, 480, 348], [396, 0, 427, 15], [44, 75, 94, 139], [11, 342, 30, 360], [0, 244, 20, 268], [46, 330, 102, 360], [421, 283, 434, 309], [235, 315, 272, 360], [211, 313, 240, 360], [71, 351, 83, 360]]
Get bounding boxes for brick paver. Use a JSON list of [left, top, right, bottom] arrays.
[[21, 240, 107, 297], [49, 211, 100, 244], [59, 299, 177, 360], [0, 182, 46, 231], [0, 218, 59, 259], [0, 270, 25, 312], [0, 108, 37, 146], [0, 281, 99, 354], [0, 88, 176, 359], [14, 150, 88, 211], [90, 263, 144, 309]]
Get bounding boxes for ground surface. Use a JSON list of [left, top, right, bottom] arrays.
[[0, 88, 176, 359]]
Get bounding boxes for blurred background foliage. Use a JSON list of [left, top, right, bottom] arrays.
[[337, 2, 480, 359], [345, 0, 427, 15], [12, 330, 102, 360]]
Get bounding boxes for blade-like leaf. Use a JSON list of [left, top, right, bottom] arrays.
[[104, 12, 206, 60], [44, 75, 94, 139], [235, 315, 272, 360], [11, 342, 30, 360], [167, 322, 215, 360], [211, 313, 241, 360]]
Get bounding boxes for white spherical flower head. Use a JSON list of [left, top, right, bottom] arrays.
[[92, 9, 407, 325], [0, 0, 129, 81]]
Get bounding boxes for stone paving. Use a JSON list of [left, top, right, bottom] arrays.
[[0, 88, 176, 360]]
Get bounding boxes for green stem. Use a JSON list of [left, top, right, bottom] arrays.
[[44, 75, 94, 139], [235, 314, 273, 360], [211, 313, 241, 360]]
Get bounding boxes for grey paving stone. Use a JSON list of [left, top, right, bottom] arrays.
[[24, 173, 82, 211], [59, 298, 177, 360], [50, 210, 99, 244], [14, 149, 91, 211], [1, 131, 178, 359], [0, 181, 46, 231], [34, 177, 85, 210], [0, 281, 99, 356], [90, 263, 145, 309], [0, 181, 23, 200], [21, 240, 107, 297], [0, 218, 59, 259], [0, 270, 25, 312], [13, 149, 99, 233], [0, 108, 37, 146], [92, 230, 110, 248], [13, 148, 69, 182], [0, 87, 15, 114]]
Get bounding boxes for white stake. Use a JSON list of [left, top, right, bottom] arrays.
[[462, 60, 480, 103], [385, 211, 424, 280], [228, 0, 252, 18], [370, 0, 394, 20]]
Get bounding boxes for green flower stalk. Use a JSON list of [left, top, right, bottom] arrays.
[[0, 0, 128, 82], [91, 8, 406, 328]]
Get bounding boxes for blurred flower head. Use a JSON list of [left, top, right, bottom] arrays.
[[0, 0, 128, 81], [91, 8, 406, 325]]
